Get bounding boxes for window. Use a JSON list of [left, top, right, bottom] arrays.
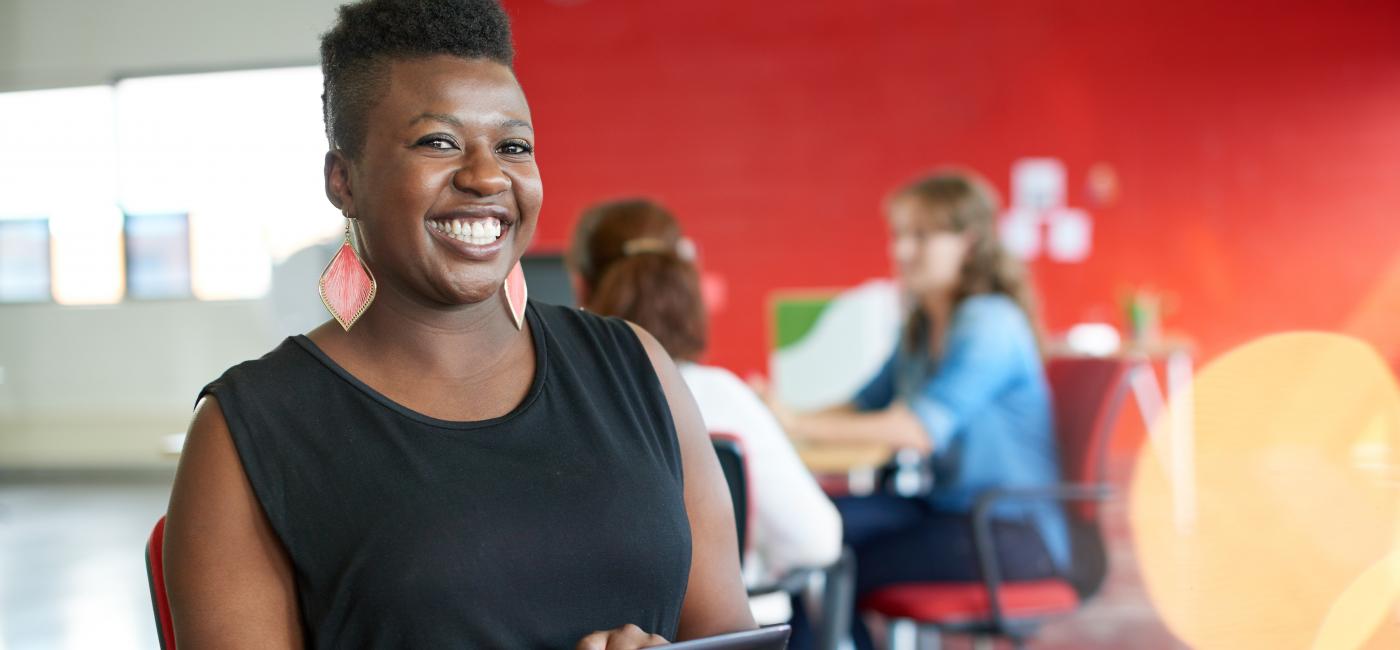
[[124, 213, 191, 299], [0, 69, 343, 305], [0, 219, 52, 302], [115, 65, 341, 292], [0, 86, 120, 305]]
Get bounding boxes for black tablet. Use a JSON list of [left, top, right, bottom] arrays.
[[666, 625, 790, 650]]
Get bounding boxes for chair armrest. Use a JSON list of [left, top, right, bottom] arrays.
[[745, 548, 857, 650], [747, 568, 815, 597], [967, 484, 1115, 631]]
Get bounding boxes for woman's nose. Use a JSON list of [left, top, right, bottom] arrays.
[[452, 148, 511, 197], [891, 236, 916, 264]]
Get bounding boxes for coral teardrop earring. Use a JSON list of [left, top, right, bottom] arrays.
[[319, 219, 377, 331], [503, 261, 527, 330]]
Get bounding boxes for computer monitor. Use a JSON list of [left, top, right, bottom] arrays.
[[520, 252, 576, 308]]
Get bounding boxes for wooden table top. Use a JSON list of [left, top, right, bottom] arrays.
[[795, 441, 894, 475]]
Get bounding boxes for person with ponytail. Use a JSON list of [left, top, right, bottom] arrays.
[[569, 199, 843, 633], [764, 170, 1068, 650]]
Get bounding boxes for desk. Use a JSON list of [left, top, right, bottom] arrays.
[[796, 441, 895, 496], [796, 441, 893, 475], [794, 339, 1196, 517]]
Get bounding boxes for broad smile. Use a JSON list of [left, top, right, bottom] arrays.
[[429, 215, 505, 246], [426, 207, 514, 260]]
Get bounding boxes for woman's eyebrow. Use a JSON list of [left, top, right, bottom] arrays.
[[408, 113, 532, 133], [410, 112, 464, 128]]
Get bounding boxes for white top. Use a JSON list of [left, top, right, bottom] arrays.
[[679, 362, 843, 588]]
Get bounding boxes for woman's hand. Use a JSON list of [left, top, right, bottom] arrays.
[[575, 624, 669, 649], [744, 373, 774, 407], [746, 375, 798, 434], [751, 391, 932, 453]]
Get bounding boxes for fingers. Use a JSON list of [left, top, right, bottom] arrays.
[[575, 624, 669, 650], [745, 374, 791, 426], [576, 630, 608, 650]]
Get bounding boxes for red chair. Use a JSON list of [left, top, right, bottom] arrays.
[[859, 357, 1134, 649], [146, 516, 177, 650]]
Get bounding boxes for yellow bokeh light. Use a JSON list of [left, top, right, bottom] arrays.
[[1131, 332, 1400, 649]]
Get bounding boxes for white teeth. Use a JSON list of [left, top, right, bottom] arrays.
[[432, 217, 505, 245]]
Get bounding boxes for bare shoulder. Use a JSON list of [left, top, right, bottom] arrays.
[[622, 322, 756, 638], [170, 397, 244, 515], [622, 321, 702, 447], [163, 395, 303, 647], [623, 321, 680, 381]]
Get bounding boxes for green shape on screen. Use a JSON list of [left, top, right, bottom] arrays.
[[773, 297, 833, 351]]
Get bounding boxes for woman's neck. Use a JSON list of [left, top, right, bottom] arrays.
[[312, 278, 527, 384], [918, 289, 955, 329]]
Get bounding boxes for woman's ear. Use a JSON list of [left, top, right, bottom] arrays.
[[324, 150, 354, 214]]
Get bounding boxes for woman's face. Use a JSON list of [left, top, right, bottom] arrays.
[[328, 55, 542, 307], [887, 196, 972, 296]]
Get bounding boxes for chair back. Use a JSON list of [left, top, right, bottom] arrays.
[[1045, 356, 1132, 520], [710, 434, 749, 560], [146, 516, 176, 650], [1044, 356, 1132, 599]]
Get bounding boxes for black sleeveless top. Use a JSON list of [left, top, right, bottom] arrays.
[[200, 303, 692, 649]]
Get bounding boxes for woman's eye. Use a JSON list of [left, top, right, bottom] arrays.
[[498, 140, 534, 156], [417, 136, 458, 150]]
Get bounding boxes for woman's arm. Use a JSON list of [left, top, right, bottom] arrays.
[[767, 297, 1034, 454], [164, 396, 303, 648], [781, 403, 930, 453], [752, 351, 929, 451], [628, 324, 757, 640]]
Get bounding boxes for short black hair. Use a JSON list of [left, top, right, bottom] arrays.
[[320, 0, 515, 157]]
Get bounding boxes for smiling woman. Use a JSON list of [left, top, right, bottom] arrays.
[[159, 1, 755, 648]]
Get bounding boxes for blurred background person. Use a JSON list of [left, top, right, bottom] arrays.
[[568, 198, 843, 639], [765, 170, 1068, 650]]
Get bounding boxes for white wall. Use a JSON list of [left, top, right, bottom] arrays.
[[0, 0, 343, 93], [0, 299, 283, 468]]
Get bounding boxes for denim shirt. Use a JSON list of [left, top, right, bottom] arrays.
[[853, 294, 1070, 571]]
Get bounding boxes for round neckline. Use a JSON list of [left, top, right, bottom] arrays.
[[291, 302, 549, 430]]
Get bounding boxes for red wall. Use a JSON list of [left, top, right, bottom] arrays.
[[508, 0, 1400, 376]]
